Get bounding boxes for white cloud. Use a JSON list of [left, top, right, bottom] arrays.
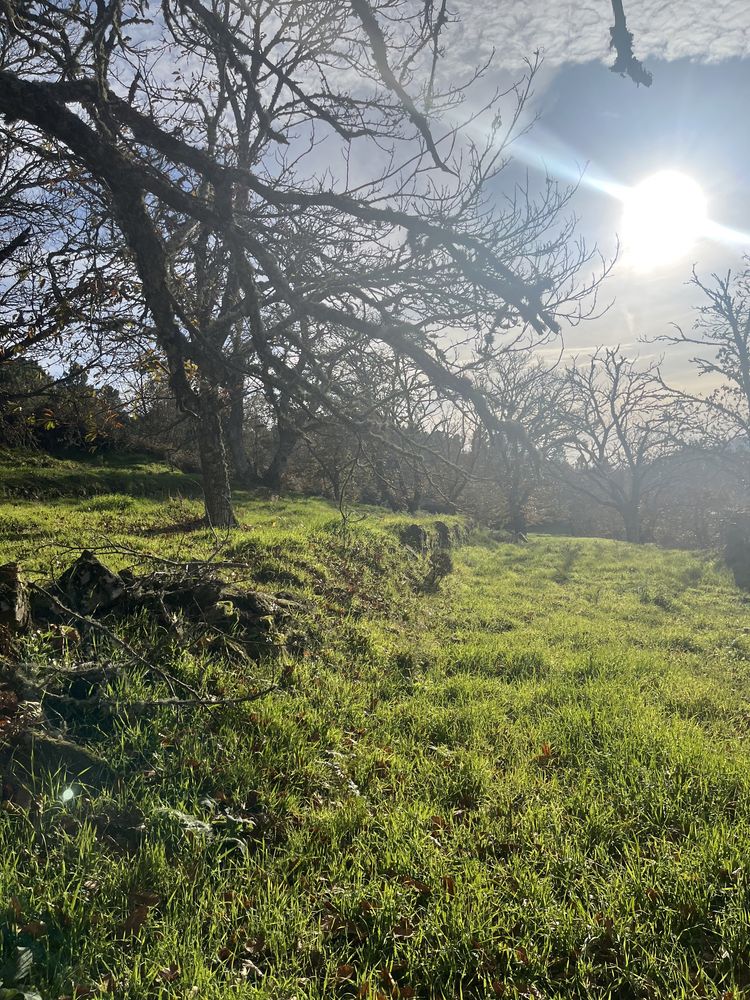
[[446, 0, 750, 72]]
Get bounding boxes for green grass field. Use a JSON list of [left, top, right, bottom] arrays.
[[1, 459, 749, 999]]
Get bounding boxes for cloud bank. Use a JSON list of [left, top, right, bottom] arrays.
[[448, 0, 750, 72]]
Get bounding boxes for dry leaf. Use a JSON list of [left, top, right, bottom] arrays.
[[391, 917, 414, 940], [441, 875, 456, 897], [379, 968, 397, 989], [20, 920, 47, 938], [71, 985, 97, 999], [535, 742, 554, 767], [121, 903, 150, 936], [158, 965, 180, 983], [399, 875, 430, 897], [130, 890, 160, 907]]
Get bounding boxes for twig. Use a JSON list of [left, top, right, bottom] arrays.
[[28, 584, 201, 699], [42, 686, 280, 711]]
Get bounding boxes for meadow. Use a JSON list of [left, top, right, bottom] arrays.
[[1, 456, 749, 999]]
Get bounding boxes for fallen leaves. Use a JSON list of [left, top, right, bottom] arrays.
[[390, 917, 415, 941], [157, 965, 180, 983], [119, 890, 160, 937], [17, 922, 46, 940], [56, 976, 115, 1000], [120, 904, 150, 937], [441, 875, 456, 897], [430, 814, 448, 834], [216, 931, 268, 979], [398, 875, 430, 898]]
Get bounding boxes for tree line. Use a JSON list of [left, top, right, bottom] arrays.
[[1, 1, 747, 548]]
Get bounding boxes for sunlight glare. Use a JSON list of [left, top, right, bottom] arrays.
[[622, 171, 708, 271]]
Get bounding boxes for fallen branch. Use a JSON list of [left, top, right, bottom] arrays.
[[42, 686, 280, 711], [28, 583, 201, 699]]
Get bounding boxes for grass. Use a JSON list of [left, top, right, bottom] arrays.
[[0, 448, 204, 500], [1, 458, 750, 999]]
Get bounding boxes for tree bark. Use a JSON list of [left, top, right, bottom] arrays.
[[196, 382, 237, 527], [261, 420, 299, 491], [225, 380, 255, 487], [622, 503, 641, 544]]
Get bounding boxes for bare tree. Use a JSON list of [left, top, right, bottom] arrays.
[[561, 347, 686, 543], [476, 350, 573, 537], [0, 133, 136, 416], [0, 1, 606, 525], [657, 263, 750, 492]]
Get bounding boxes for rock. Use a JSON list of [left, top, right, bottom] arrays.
[[53, 550, 126, 615], [399, 523, 429, 552], [432, 521, 453, 549], [422, 549, 454, 592], [0, 563, 31, 650], [129, 570, 224, 613], [228, 590, 297, 619], [23, 550, 306, 659]]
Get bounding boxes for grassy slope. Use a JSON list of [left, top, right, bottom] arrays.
[[1, 460, 750, 999], [0, 449, 204, 500]]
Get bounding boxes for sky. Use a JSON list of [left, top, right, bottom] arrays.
[[442, 0, 750, 384]]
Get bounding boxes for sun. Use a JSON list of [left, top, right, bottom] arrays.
[[621, 170, 708, 271]]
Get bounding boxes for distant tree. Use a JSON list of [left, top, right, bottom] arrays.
[[657, 263, 750, 492], [561, 347, 686, 543], [0, 358, 127, 451], [476, 350, 573, 537], [0, 0, 605, 527]]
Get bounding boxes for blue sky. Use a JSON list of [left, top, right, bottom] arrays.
[[529, 57, 750, 379], [436, 2, 750, 383]]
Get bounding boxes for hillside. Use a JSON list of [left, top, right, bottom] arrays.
[[1, 462, 749, 999]]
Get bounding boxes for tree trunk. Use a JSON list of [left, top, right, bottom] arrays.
[[507, 469, 527, 539], [196, 382, 237, 528], [225, 380, 255, 486], [261, 420, 299, 492], [622, 504, 641, 544]]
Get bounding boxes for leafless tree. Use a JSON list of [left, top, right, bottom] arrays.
[[0, 0, 607, 525], [475, 349, 573, 536], [561, 347, 686, 543], [657, 263, 750, 492]]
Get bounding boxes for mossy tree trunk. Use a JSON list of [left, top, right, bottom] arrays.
[[196, 381, 237, 528]]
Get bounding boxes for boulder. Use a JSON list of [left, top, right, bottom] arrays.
[[432, 521, 453, 549], [53, 549, 126, 615], [399, 523, 429, 552], [0, 562, 31, 650], [129, 570, 224, 613]]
